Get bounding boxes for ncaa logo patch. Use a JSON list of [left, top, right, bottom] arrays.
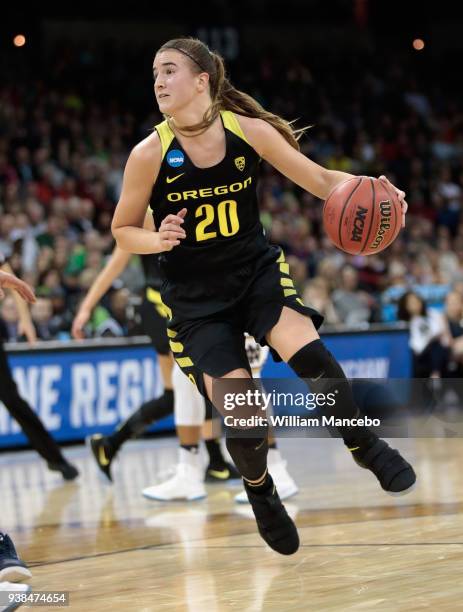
[[167, 149, 185, 168], [234, 156, 245, 171]]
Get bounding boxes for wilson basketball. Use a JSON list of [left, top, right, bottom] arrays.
[[322, 176, 402, 255]]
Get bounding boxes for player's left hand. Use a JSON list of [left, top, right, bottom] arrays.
[[379, 175, 408, 228], [0, 271, 36, 303]]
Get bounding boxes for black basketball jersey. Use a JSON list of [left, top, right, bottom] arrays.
[[149, 110, 279, 320], [141, 253, 162, 291]]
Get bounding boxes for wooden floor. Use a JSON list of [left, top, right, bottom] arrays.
[[2, 435, 463, 611]]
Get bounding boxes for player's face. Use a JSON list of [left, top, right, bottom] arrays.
[[153, 50, 202, 115]]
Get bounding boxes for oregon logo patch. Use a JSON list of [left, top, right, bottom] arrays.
[[234, 156, 245, 171]]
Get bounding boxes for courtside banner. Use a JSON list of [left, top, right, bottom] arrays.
[[0, 327, 410, 448], [0, 339, 167, 448], [262, 327, 411, 379]]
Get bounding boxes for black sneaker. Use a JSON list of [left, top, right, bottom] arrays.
[[0, 533, 32, 582], [47, 460, 79, 481], [88, 434, 116, 482], [244, 476, 299, 555], [347, 434, 416, 494], [205, 461, 241, 482]]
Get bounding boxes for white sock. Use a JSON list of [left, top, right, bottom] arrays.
[[179, 447, 202, 470]]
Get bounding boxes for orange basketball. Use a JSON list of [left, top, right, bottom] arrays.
[[322, 176, 402, 255]]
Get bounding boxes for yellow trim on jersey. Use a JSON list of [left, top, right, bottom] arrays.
[[146, 288, 169, 318], [279, 263, 289, 275], [146, 288, 162, 304], [220, 110, 250, 144], [280, 278, 294, 288], [163, 303, 172, 320], [296, 298, 305, 306], [169, 340, 184, 353], [277, 251, 285, 263], [284, 288, 298, 297], [176, 357, 194, 368], [167, 328, 177, 338], [154, 120, 175, 160]]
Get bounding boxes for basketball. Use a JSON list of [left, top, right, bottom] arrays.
[[322, 176, 402, 255]]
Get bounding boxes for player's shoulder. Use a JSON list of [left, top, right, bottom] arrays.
[[234, 115, 274, 137], [233, 114, 277, 156], [129, 131, 162, 166]]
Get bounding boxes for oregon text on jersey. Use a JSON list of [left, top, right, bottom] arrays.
[[167, 177, 253, 201]]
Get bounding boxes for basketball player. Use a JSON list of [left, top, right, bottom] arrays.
[[111, 38, 415, 555], [0, 270, 35, 610], [0, 262, 78, 481], [71, 236, 239, 482]]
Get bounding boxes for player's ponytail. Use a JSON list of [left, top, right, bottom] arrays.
[[158, 38, 306, 150]]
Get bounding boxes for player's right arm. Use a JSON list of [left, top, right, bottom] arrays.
[[111, 135, 187, 254]]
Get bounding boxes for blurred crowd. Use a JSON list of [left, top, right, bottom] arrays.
[[0, 40, 462, 359]]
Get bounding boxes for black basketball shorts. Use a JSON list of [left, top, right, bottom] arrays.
[[140, 288, 171, 356], [164, 251, 323, 398]]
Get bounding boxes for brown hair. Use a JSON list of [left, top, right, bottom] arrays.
[[157, 37, 306, 150]]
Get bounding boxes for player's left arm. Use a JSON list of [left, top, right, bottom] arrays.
[[238, 116, 407, 225]]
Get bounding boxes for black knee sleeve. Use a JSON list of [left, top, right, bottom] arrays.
[[225, 427, 268, 480], [288, 340, 359, 422], [138, 389, 174, 427], [113, 389, 174, 443]]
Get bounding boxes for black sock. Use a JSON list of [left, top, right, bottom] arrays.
[[108, 389, 174, 451], [205, 438, 225, 465], [181, 444, 199, 454], [343, 426, 377, 458], [244, 470, 273, 495]]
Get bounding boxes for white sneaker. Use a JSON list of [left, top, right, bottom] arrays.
[[142, 453, 206, 502], [0, 582, 31, 612], [234, 460, 298, 504]]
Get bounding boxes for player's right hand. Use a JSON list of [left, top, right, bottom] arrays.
[[158, 208, 187, 251], [72, 309, 91, 339]]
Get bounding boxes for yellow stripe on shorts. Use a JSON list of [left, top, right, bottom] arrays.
[[280, 277, 294, 288], [169, 340, 184, 353], [284, 288, 298, 297], [176, 357, 194, 368]]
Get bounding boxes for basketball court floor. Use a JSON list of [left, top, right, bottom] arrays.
[[2, 435, 463, 611]]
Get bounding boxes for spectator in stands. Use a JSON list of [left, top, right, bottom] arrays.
[[303, 277, 340, 326], [441, 290, 463, 377], [0, 296, 21, 342], [331, 265, 372, 326], [30, 297, 59, 340], [397, 291, 449, 378]]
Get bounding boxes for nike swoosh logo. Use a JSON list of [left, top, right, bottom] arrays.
[[98, 446, 110, 466], [208, 468, 230, 480], [166, 173, 185, 184]]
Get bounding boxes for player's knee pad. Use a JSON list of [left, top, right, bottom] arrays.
[[288, 339, 359, 420], [173, 363, 205, 426], [225, 426, 269, 480]]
